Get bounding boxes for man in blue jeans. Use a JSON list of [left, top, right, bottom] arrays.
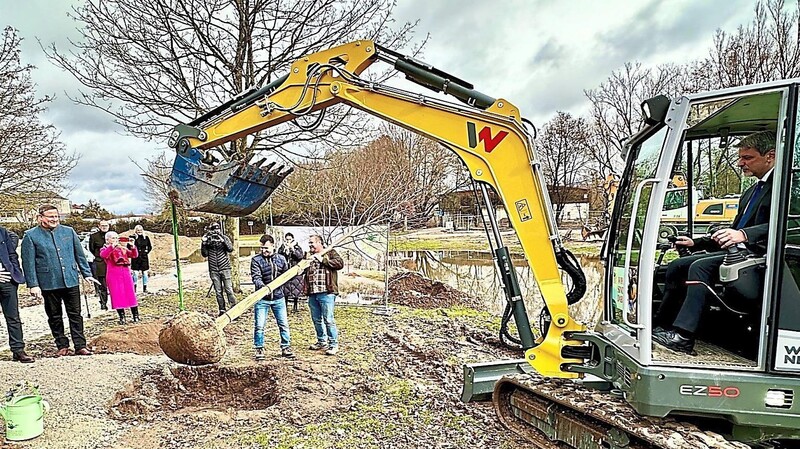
[[250, 234, 294, 360], [305, 234, 344, 356]]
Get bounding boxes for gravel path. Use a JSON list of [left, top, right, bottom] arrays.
[[0, 353, 169, 449]]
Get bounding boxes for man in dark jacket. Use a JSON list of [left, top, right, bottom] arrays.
[[277, 232, 305, 312], [654, 131, 775, 354], [304, 234, 344, 356], [0, 226, 33, 363], [250, 234, 293, 360], [201, 222, 237, 315], [88, 220, 110, 309], [21, 204, 97, 357]]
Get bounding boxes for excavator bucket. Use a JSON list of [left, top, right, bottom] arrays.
[[170, 147, 293, 217]]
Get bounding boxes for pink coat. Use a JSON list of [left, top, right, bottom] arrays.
[[100, 245, 139, 309]]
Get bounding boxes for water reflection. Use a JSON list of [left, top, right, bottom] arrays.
[[390, 250, 604, 329]]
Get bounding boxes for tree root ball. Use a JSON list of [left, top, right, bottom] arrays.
[[159, 311, 227, 365]]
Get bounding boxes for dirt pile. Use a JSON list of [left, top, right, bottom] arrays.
[[388, 271, 481, 309], [90, 321, 164, 355], [116, 229, 199, 274], [110, 365, 279, 419]]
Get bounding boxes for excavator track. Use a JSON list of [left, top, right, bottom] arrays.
[[494, 373, 751, 449]]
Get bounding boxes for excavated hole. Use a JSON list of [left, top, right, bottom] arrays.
[[110, 365, 278, 418]]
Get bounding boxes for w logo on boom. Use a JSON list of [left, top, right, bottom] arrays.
[[467, 122, 508, 153]]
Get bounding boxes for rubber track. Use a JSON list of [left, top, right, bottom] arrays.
[[494, 373, 751, 449]]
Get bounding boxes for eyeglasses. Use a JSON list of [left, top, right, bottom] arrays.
[[41, 215, 60, 219], [260, 246, 271, 249]]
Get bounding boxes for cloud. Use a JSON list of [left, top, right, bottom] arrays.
[[0, 0, 772, 213]]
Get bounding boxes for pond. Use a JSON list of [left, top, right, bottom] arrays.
[[388, 250, 605, 328]]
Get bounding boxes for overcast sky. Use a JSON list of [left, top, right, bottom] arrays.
[[1, 0, 756, 214]]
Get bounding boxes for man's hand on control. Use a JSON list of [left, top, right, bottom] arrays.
[[674, 236, 695, 247], [711, 228, 747, 249]]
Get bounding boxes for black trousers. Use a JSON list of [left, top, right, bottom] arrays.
[[94, 275, 108, 305], [42, 286, 87, 350], [655, 252, 726, 334], [0, 282, 24, 352]]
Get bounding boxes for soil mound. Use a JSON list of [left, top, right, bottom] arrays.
[[90, 321, 164, 355], [388, 272, 480, 309]]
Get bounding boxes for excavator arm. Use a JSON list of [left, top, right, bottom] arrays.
[[168, 40, 587, 377]]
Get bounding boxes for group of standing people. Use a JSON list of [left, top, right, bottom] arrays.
[[249, 232, 343, 360], [0, 206, 154, 363], [88, 222, 152, 324]]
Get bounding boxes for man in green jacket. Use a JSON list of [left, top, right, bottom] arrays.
[[21, 204, 98, 357]]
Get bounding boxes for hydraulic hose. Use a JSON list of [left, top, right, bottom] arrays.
[[556, 247, 586, 305]]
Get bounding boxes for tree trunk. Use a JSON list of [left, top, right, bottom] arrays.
[[225, 217, 241, 293]]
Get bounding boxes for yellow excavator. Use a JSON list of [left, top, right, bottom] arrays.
[[168, 41, 800, 448]]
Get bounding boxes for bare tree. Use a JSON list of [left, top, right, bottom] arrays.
[[46, 0, 423, 155], [536, 112, 593, 224], [0, 27, 77, 211], [47, 0, 423, 288], [701, 0, 800, 88], [140, 151, 173, 214], [379, 125, 471, 226], [275, 135, 420, 238]]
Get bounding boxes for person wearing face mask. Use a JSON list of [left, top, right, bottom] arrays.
[[129, 225, 152, 293], [88, 220, 111, 310], [250, 234, 294, 360], [21, 204, 99, 357], [277, 232, 305, 313]]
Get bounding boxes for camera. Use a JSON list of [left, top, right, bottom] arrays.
[[202, 229, 223, 244]]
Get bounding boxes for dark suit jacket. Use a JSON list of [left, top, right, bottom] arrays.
[[695, 172, 772, 254], [0, 226, 25, 285]]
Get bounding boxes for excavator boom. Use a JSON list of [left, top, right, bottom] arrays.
[[168, 40, 587, 377]]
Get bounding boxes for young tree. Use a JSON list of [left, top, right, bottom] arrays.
[[0, 27, 77, 208], [48, 0, 423, 288], [276, 135, 418, 235], [80, 199, 113, 219]]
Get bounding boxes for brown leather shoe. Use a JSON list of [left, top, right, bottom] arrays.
[[56, 348, 71, 357], [12, 351, 34, 363], [74, 347, 93, 356]]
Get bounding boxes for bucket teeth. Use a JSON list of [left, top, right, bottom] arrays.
[[169, 149, 292, 217]]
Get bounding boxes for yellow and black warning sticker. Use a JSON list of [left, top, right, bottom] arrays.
[[515, 199, 532, 222]]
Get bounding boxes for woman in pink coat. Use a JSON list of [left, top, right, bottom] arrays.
[[100, 231, 140, 324]]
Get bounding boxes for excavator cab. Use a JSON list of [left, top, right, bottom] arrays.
[[581, 82, 800, 444]]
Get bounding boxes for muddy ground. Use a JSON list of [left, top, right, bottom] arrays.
[[0, 230, 547, 449]]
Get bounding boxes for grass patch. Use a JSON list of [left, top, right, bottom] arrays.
[[239, 375, 471, 449], [395, 305, 498, 333]]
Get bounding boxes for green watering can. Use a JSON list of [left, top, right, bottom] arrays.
[[0, 384, 50, 441]]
